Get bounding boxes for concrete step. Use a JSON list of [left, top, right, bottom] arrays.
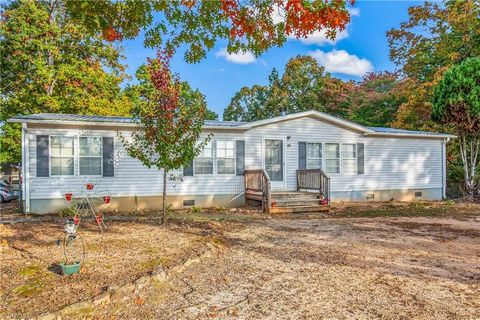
[[269, 205, 330, 214]]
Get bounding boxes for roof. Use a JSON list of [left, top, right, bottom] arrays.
[[9, 113, 246, 129], [9, 111, 455, 139]]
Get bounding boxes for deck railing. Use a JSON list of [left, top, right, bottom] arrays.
[[245, 169, 271, 213], [296, 169, 331, 203]]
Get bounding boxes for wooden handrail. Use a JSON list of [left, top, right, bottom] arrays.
[[245, 169, 271, 213], [296, 169, 331, 204]]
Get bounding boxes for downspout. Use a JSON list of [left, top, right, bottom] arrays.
[[442, 137, 450, 199], [22, 123, 30, 213]]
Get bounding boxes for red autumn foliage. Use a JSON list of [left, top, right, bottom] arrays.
[[103, 26, 122, 42], [146, 49, 180, 128]]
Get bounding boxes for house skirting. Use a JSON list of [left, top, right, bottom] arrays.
[[27, 187, 442, 214], [28, 194, 246, 214], [330, 187, 443, 202]]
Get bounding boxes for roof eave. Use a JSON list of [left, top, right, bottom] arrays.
[[9, 118, 250, 130], [238, 110, 375, 134], [364, 132, 456, 139]]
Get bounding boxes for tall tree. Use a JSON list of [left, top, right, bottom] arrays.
[[205, 109, 219, 121], [224, 56, 342, 121], [387, 0, 480, 129], [349, 72, 406, 127], [432, 57, 480, 196], [277, 55, 328, 114], [0, 0, 131, 163], [122, 51, 209, 223], [64, 0, 355, 63], [223, 85, 269, 121]]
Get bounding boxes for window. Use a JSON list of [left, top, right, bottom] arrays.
[[342, 144, 357, 174], [325, 143, 340, 173], [50, 136, 74, 176], [217, 140, 235, 174], [79, 137, 102, 175], [306, 143, 322, 169], [195, 141, 213, 174]]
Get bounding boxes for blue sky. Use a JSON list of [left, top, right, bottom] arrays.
[[122, 1, 418, 118]]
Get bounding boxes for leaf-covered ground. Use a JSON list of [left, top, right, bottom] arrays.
[[107, 215, 480, 319], [1, 202, 479, 319], [0, 219, 219, 318]]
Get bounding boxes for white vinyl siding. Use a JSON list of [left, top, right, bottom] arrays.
[[50, 136, 74, 176], [342, 144, 357, 174], [306, 143, 322, 169], [79, 137, 102, 176], [25, 117, 444, 203]]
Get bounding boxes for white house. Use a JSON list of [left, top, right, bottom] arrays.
[[10, 110, 454, 214]]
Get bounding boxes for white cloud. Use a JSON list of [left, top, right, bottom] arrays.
[[216, 48, 256, 64], [348, 7, 360, 16], [309, 49, 373, 77], [291, 29, 349, 46]]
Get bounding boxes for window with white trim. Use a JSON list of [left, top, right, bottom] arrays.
[[325, 143, 340, 173], [306, 143, 322, 169], [195, 140, 213, 174], [342, 144, 357, 174], [216, 140, 235, 174], [79, 137, 102, 176], [50, 136, 74, 176]]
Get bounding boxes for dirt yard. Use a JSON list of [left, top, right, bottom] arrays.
[[1, 203, 480, 319]]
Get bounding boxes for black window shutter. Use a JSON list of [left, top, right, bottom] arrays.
[[236, 140, 245, 175], [103, 137, 114, 177], [357, 143, 365, 174], [183, 161, 194, 176], [36, 135, 49, 177], [298, 142, 306, 170]]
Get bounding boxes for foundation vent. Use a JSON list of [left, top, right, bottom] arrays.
[[366, 193, 375, 200], [183, 199, 195, 206], [415, 192, 423, 198]]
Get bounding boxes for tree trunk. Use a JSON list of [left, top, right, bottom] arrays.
[[162, 170, 167, 224], [459, 134, 480, 196]]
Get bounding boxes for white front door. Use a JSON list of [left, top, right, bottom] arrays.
[[264, 139, 285, 190]]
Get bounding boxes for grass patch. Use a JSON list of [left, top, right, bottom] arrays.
[[140, 256, 173, 271], [332, 201, 479, 218], [13, 283, 43, 297], [19, 265, 42, 277]]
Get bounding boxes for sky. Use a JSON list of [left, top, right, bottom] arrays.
[[122, 1, 419, 119]]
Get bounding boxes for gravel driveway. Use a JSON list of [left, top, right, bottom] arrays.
[[105, 216, 480, 319]]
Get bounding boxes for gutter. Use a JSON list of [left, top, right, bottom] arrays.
[[22, 123, 30, 213], [442, 137, 451, 199]]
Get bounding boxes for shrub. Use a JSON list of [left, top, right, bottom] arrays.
[[58, 207, 76, 217], [190, 206, 202, 214]]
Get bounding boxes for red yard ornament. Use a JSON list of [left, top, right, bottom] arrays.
[[320, 199, 328, 205], [95, 215, 103, 225], [73, 215, 80, 225], [86, 183, 94, 190], [103, 196, 111, 204], [65, 193, 73, 201]]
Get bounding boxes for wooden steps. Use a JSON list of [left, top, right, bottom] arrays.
[[269, 205, 331, 214], [270, 191, 330, 214]]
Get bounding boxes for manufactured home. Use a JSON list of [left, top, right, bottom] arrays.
[[10, 111, 454, 214]]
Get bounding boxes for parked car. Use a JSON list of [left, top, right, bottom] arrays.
[[0, 181, 19, 203]]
